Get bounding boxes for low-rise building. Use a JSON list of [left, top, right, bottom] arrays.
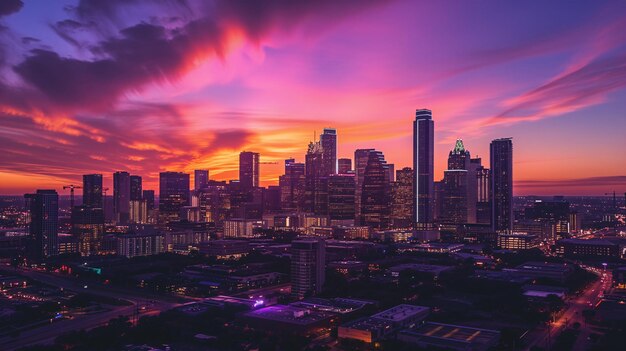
[[497, 233, 540, 250], [223, 219, 265, 238], [506, 261, 573, 283], [398, 322, 500, 351], [198, 240, 250, 259], [338, 304, 430, 343], [555, 238, 619, 258], [117, 232, 164, 258], [389, 263, 454, 279], [244, 304, 335, 334]]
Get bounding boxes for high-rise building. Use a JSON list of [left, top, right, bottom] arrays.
[[194, 169, 209, 191], [82, 174, 103, 208], [129, 199, 148, 224], [413, 109, 434, 227], [441, 170, 468, 223], [239, 151, 260, 190], [391, 167, 414, 228], [476, 166, 491, 224], [467, 157, 481, 223], [386, 163, 395, 183], [198, 180, 230, 225], [354, 149, 374, 221], [448, 139, 470, 170], [71, 205, 104, 256], [25, 190, 59, 260], [113, 171, 130, 224], [320, 128, 337, 175], [360, 150, 390, 229], [279, 159, 306, 212], [490, 138, 513, 232], [142, 190, 155, 210], [338, 158, 352, 174], [159, 172, 190, 224], [440, 140, 471, 224], [291, 237, 326, 299], [130, 175, 142, 201], [305, 141, 326, 214], [328, 174, 356, 221]]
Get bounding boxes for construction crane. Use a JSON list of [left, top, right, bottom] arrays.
[[63, 184, 82, 208], [259, 162, 278, 165]]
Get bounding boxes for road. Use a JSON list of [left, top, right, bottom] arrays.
[[0, 267, 184, 350], [522, 268, 609, 351]]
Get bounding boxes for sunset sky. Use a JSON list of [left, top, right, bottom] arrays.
[[0, 0, 625, 196]]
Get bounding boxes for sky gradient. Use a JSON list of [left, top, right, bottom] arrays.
[[0, 0, 625, 196]]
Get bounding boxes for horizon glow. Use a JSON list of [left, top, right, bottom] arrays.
[[0, 0, 625, 196]]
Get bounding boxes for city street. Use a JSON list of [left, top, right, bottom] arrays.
[[0, 267, 183, 350], [523, 268, 610, 351]]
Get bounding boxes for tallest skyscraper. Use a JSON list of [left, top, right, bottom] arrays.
[[490, 138, 513, 233], [413, 109, 434, 228]]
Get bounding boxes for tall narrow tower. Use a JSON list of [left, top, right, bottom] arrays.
[[490, 138, 513, 232], [239, 151, 260, 190], [413, 109, 434, 228], [320, 128, 337, 176]]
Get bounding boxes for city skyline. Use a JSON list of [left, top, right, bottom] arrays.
[[1, 0, 626, 195]]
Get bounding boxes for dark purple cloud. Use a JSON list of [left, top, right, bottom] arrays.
[[7, 0, 385, 114], [0, 0, 23, 17]]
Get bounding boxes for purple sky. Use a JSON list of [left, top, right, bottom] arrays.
[[0, 0, 625, 195]]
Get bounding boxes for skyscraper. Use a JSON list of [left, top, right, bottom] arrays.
[[159, 172, 190, 224], [71, 205, 104, 256], [320, 128, 337, 175], [291, 237, 326, 299], [475, 166, 491, 221], [142, 190, 155, 210], [130, 175, 142, 201], [194, 169, 209, 191], [391, 167, 414, 228], [239, 151, 260, 190], [413, 109, 434, 227], [448, 139, 470, 170], [441, 140, 470, 224], [305, 141, 325, 213], [354, 148, 374, 221], [82, 174, 103, 208], [25, 190, 59, 260], [279, 158, 305, 212], [490, 138, 513, 232], [386, 163, 395, 183], [360, 150, 390, 229], [441, 170, 468, 223], [113, 171, 130, 224], [327, 174, 356, 221], [338, 158, 352, 174], [198, 181, 230, 225]]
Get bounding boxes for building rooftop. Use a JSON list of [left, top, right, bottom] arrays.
[[370, 304, 430, 322], [245, 305, 332, 326], [290, 297, 373, 314], [341, 316, 393, 332], [559, 238, 617, 246], [399, 322, 500, 350], [515, 261, 572, 273], [389, 263, 454, 275]]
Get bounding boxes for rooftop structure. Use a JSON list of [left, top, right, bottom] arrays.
[[244, 304, 334, 332], [398, 322, 500, 351], [339, 304, 430, 343], [389, 263, 454, 278]]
